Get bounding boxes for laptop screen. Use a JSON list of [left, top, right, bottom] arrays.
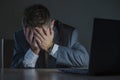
[[89, 18, 120, 75]]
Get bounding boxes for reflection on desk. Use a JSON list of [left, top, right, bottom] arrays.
[[1, 69, 120, 80]]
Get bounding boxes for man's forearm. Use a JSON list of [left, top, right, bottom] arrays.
[[54, 43, 89, 68], [23, 48, 39, 68], [49, 44, 59, 58]]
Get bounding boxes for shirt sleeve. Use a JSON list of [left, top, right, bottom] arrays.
[[49, 44, 59, 58], [23, 48, 39, 68]]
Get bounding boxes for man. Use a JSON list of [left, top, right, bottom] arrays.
[[11, 4, 89, 68]]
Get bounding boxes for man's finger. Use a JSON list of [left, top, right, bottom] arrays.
[[35, 27, 47, 39], [29, 29, 34, 43], [34, 30, 44, 42], [33, 38, 38, 48], [34, 36, 41, 48], [42, 27, 49, 36]]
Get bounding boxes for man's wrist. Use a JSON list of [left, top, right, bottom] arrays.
[[49, 44, 59, 58], [23, 49, 39, 67], [47, 42, 54, 53], [31, 47, 40, 55], [32, 49, 40, 55]]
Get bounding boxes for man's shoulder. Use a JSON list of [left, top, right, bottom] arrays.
[[14, 29, 26, 43], [54, 20, 76, 31], [14, 29, 24, 38], [14, 29, 29, 50]]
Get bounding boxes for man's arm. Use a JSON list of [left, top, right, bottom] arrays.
[[33, 25, 89, 68], [11, 40, 38, 68], [50, 29, 89, 68], [11, 28, 40, 68], [23, 48, 39, 68]]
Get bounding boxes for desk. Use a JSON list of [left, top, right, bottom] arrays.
[[1, 69, 120, 80]]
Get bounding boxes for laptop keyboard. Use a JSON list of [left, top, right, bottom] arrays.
[[59, 68, 88, 74]]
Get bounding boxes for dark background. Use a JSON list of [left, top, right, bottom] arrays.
[[0, 0, 120, 53]]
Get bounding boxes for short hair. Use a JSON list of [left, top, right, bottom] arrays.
[[22, 4, 51, 28]]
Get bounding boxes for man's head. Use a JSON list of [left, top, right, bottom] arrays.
[[22, 4, 53, 28], [22, 4, 55, 53]]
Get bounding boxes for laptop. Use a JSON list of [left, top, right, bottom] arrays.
[[60, 18, 120, 75]]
